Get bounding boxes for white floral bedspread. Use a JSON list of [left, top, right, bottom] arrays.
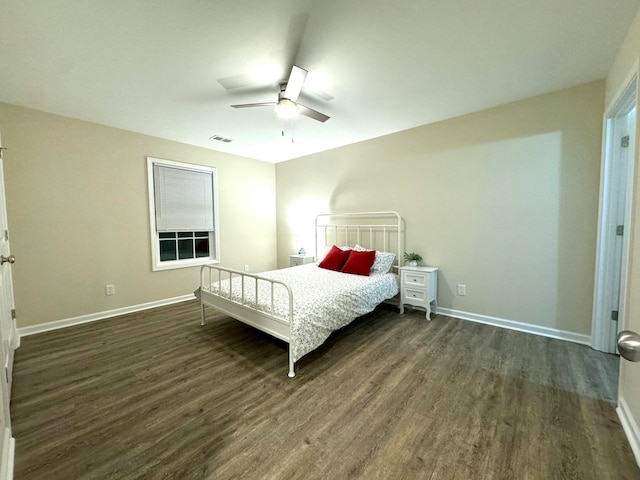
[[202, 263, 399, 362]]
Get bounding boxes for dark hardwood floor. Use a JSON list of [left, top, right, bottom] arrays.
[[10, 300, 640, 479]]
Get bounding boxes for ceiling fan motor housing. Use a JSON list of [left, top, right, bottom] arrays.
[[278, 84, 290, 102]]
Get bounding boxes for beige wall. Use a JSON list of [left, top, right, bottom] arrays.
[[606, 6, 640, 463], [276, 81, 604, 336], [606, 8, 640, 108], [0, 102, 277, 328], [2, 83, 602, 336]]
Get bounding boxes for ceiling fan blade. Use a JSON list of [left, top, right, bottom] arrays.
[[284, 66, 307, 102], [297, 104, 330, 123], [217, 73, 260, 91], [231, 102, 276, 108], [283, 13, 309, 74], [300, 86, 335, 102]]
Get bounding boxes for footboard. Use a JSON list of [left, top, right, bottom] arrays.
[[199, 265, 297, 377]]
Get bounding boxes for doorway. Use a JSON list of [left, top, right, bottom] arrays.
[[593, 72, 638, 354]]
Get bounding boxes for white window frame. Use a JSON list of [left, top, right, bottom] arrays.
[[147, 157, 220, 271]]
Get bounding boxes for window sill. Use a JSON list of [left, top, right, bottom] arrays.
[[152, 258, 220, 272]]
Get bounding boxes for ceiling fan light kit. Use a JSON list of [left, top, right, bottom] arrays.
[[274, 98, 299, 119]]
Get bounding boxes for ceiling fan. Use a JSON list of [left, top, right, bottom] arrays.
[[231, 65, 330, 123]]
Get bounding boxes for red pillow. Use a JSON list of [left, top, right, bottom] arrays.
[[341, 250, 376, 276], [318, 245, 351, 271]]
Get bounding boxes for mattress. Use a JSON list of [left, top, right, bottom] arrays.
[[202, 263, 399, 362]]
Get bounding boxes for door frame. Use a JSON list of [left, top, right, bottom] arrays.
[[592, 63, 638, 353]]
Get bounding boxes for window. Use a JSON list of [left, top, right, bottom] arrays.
[[147, 157, 219, 271]]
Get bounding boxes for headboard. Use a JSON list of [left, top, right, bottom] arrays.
[[314, 211, 404, 271]]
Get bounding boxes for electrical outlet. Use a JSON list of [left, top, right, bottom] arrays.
[[244, 265, 249, 272], [457, 284, 466, 296], [105, 284, 115, 296]]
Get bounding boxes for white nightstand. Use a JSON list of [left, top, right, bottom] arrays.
[[289, 255, 315, 267], [399, 266, 438, 320]]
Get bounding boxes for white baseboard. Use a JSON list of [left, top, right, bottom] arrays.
[[436, 307, 592, 345], [18, 294, 195, 338], [618, 396, 640, 468]]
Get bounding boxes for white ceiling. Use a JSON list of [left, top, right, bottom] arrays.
[[1, 0, 638, 163]]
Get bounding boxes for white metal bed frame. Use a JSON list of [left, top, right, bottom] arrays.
[[199, 211, 403, 377]]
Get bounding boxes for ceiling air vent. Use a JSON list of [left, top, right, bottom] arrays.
[[209, 134, 233, 143]]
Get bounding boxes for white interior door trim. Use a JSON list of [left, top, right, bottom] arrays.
[[0, 133, 14, 480], [592, 62, 639, 353]]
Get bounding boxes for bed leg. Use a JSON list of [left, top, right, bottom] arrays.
[[200, 303, 206, 326], [288, 348, 296, 378]]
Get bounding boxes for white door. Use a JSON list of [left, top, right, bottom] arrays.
[[0, 133, 16, 480], [610, 108, 636, 352], [593, 78, 637, 354]]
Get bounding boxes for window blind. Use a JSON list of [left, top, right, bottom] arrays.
[[153, 164, 214, 232]]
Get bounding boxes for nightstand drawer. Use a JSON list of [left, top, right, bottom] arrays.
[[291, 258, 305, 266], [402, 271, 429, 288], [403, 287, 427, 304]]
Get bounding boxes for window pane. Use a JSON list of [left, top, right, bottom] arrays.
[[159, 240, 177, 261], [194, 231, 209, 238], [178, 239, 194, 259], [195, 238, 210, 258], [178, 232, 193, 238], [159, 232, 176, 239]]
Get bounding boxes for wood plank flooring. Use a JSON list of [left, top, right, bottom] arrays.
[[10, 300, 640, 479]]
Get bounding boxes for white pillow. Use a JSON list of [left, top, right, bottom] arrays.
[[371, 251, 396, 274], [354, 245, 395, 274]]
